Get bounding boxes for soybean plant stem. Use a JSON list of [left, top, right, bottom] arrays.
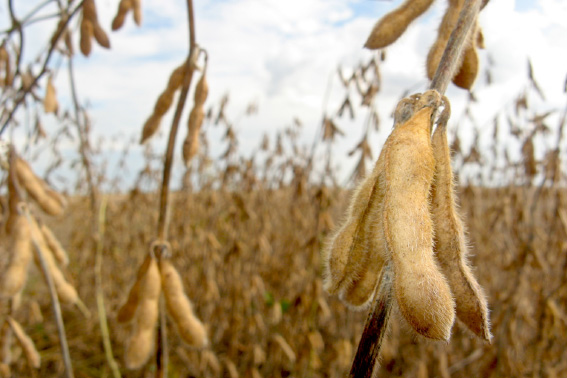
[[429, 0, 482, 96], [155, 1, 197, 377]]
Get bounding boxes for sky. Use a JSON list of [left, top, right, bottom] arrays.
[[2, 0, 567, 190]]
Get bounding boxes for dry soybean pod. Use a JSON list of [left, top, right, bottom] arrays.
[[426, 0, 465, 80], [382, 90, 455, 340], [323, 98, 419, 305], [0, 215, 32, 299], [6, 317, 40, 369], [160, 259, 208, 347], [40, 223, 69, 267], [140, 63, 186, 143], [29, 217, 79, 304], [182, 67, 208, 165], [430, 100, 491, 341], [452, 27, 479, 90], [116, 254, 152, 323], [124, 256, 161, 369], [112, 0, 133, 30], [14, 156, 66, 216], [365, 0, 435, 50]]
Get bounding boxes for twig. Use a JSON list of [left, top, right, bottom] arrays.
[[349, 266, 393, 378], [95, 196, 121, 378], [21, 207, 74, 378], [155, 1, 198, 376], [429, 0, 482, 96], [0, 1, 84, 136]]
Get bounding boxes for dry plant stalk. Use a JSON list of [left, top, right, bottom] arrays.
[[124, 256, 161, 369], [14, 156, 67, 216], [112, 0, 143, 30], [140, 63, 187, 143], [364, 0, 435, 49], [80, 0, 111, 57], [160, 260, 208, 348], [430, 103, 491, 341], [6, 317, 40, 369]]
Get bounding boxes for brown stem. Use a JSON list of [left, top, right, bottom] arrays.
[[155, 1, 197, 376], [429, 0, 482, 95], [349, 267, 393, 378], [21, 208, 74, 378]]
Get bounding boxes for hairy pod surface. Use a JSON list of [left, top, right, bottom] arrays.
[[116, 255, 151, 323], [15, 157, 66, 216], [160, 260, 208, 348], [40, 224, 69, 267], [365, 0, 435, 50], [29, 218, 78, 304], [382, 91, 455, 340], [0, 216, 32, 299], [7, 317, 40, 369], [430, 113, 491, 341], [124, 257, 161, 369], [452, 24, 480, 90]]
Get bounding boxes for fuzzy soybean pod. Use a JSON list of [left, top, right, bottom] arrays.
[[29, 218, 79, 304], [116, 255, 151, 323], [452, 27, 480, 90], [40, 224, 69, 267], [14, 157, 66, 216], [124, 256, 161, 369], [160, 260, 208, 348], [140, 64, 186, 143], [430, 106, 491, 341], [365, 0, 435, 50], [382, 91, 455, 341], [0, 215, 32, 299], [426, 0, 465, 81], [6, 317, 40, 369]]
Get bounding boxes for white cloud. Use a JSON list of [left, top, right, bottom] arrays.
[[2, 0, 566, 188]]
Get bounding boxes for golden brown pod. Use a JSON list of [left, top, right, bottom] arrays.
[[382, 91, 455, 340], [6, 317, 40, 369], [365, 0, 435, 50], [29, 218, 78, 304], [133, 0, 142, 26], [124, 257, 161, 369], [182, 128, 200, 165], [116, 255, 152, 323], [194, 71, 209, 106], [93, 23, 111, 49], [43, 76, 58, 114], [0, 215, 32, 299], [112, 0, 133, 30], [80, 19, 93, 57], [452, 34, 479, 89], [40, 223, 69, 267], [160, 260, 208, 348], [430, 104, 491, 341], [14, 157, 66, 216]]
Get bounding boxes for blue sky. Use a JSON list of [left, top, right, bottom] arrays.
[[2, 0, 566, 190]]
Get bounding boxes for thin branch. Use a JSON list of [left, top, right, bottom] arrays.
[[20, 206, 74, 378], [429, 0, 482, 95], [349, 267, 393, 378], [0, 1, 84, 136], [155, 1, 198, 376]]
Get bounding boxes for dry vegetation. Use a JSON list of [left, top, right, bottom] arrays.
[[1, 0, 567, 377]]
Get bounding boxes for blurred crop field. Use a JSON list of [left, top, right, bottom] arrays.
[[4, 85, 567, 377], [2, 1, 567, 378]]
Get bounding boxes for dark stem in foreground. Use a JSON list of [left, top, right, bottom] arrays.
[[349, 0, 482, 375], [155, 1, 197, 377]]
